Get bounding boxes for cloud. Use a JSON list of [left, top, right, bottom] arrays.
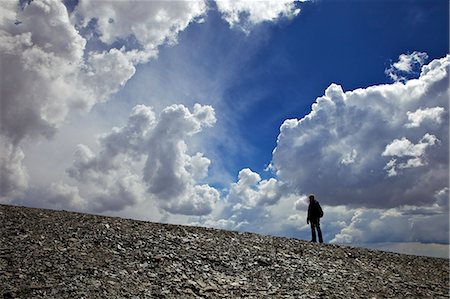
[[331, 199, 449, 245], [216, 0, 300, 31], [0, 137, 28, 201], [272, 54, 449, 209], [143, 104, 216, 200], [382, 134, 440, 176], [72, 0, 208, 62], [382, 134, 439, 158], [385, 51, 428, 82], [0, 0, 137, 201], [66, 103, 219, 215], [0, 0, 83, 199], [14, 182, 87, 212], [227, 168, 284, 210], [0, 1, 140, 144], [197, 168, 292, 237], [341, 149, 358, 165], [406, 106, 445, 128], [0, 0, 214, 203], [66, 105, 157, 185], [41, 182, 88, 211], [162, 184, 219, 216], [0, 0, 210, 145], [1, 0, 85, 143]]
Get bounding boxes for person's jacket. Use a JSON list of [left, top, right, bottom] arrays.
[[307, 199, 321, 221]]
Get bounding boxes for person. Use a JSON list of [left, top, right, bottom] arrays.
[[307, 194, 323, 243]]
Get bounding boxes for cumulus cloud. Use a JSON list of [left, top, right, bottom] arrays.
[[405, 107, 445, 128], [143, 104, 216, 200], [196, 168, 290, 236], [0, 0, 210, 145], [41, 182, 88, 211], [14, 182, 87, 212], [341, 149, 358, 165], [216, 0, 300, 31], [382, 134, 440, 176], [331, 203, 449, 245], [385, 51, 429, 82], [71, 0, 208, 63], [1, 0, 85, 143], [227, 168, 284, 210], [0, 0, 138, 200], [0, 0, 217, 203], [1, 0, 80, 198], [0, 1, 144, 146], [66, 104, 219, 215], [0, 138, 28, 201], [66, 105, 157, 185], [272, 54, 449, 209]]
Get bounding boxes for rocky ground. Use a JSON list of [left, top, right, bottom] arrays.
[[0, 204, 448, 298]]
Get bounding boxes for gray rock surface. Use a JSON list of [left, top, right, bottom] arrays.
[[1, 204, 448, 298]]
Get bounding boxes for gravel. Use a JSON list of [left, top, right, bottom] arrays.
[[1, 204, 448, 298]]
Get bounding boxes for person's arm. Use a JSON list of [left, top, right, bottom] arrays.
[[307, 204, 310, 224]]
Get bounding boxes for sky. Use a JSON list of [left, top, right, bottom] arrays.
[[0, 0, 449, 258]]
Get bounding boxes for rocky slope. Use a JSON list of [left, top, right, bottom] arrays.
[[0, 204, 448, 298]]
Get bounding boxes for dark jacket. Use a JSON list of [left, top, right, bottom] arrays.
[[307, 199, 322, 221]]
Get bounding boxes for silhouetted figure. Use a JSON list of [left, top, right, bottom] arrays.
[[307, 194, 323, 243]]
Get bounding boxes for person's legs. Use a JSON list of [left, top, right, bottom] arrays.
[[316, 221, 323, 243], [310, 222, 317, 242]]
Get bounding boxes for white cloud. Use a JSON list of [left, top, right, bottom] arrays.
[[0, 138, 28, 201], [194, 167, 292, 237], [0, 0, 214, 203], [0, 1, 137, 200], [294, 194, 309, 211], [406, 106, 445, 128], [272, 55, 449, 208], [0, 0, 79, 198], [77, 48, 137, 109], [216, 0, 300, 31], [382, 134, 439, 158], [143, 104, 216, 200], [227, 168, 284, 210], [331, 205, 448, 245], [385, 51, 428, 82], [72, 0, 208, 62], [393, 52, 428, 73], [45, 182, 88, 211], [0, 1, 137, 140], [1, 0, 85, 143], [435, 187, 449, 210], [66, 103, 219, 215], [382, 134, 440, 176], [341, 149, 358, 165], [162, 184, 219, 216]]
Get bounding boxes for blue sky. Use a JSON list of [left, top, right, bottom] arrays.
[[1, 0, 448, 258]]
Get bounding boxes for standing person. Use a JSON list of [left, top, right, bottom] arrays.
[[307, 194, 323, 243]]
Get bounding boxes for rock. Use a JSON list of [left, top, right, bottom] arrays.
[[152, 255, 162, 262]]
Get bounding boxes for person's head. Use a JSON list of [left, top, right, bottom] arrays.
[[308, 194, 315, 202]]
